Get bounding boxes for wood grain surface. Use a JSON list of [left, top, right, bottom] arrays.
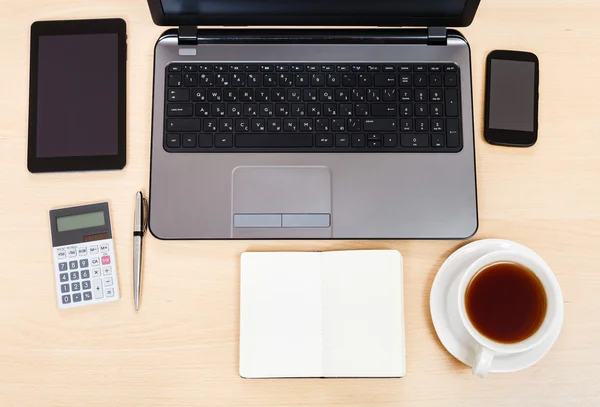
[[0, 0, 599, 406]]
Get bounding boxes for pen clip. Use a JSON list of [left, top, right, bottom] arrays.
[[141, 196, 148, 234]]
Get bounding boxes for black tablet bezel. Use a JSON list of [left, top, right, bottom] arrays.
[[27, 19, 127, 173], [484, 50, 540, 147]]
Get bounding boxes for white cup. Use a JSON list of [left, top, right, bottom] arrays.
[[457, 249, 563, 377]]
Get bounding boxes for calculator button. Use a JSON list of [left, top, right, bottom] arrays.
[[58, 262, 68, 272], [101, 256, 111, 265], [99, 243, 109, 253], [102, 266, 112, 276], [67, 247, 77, 258], [56, 249, 66, 259], [103, 277, 113, 287], [81, 269, 90, 279], [62, 295, 71, 304], [69, 260, 78, 270], [73, 293, 82, 302], [93, 279, 104, 299], [59, 273, 69, 282], [80, 259, 89, 268], [70, 271, 79, 281], [105, 287, 115, 298], [90, 258, 100, 267], [89, 245, 99, 255], [78, 247, 88, 256], [82, 280, 91, 290], [83, 291, 93, 301], [60, 284, 70, 293], [71, 282, 81, 292], [92, 268, 101, 278]]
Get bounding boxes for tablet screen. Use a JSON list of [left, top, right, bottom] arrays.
[[36, 33, 119, 158]]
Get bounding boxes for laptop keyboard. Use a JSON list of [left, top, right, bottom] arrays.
[[163, 63, 462, 152]]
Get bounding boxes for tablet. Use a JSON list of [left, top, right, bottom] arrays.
[[27, 19, 127, 173]]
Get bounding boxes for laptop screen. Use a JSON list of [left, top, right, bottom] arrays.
[[153, 0, 479, 26]]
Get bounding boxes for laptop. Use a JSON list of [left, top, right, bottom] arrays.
[[146, 0, 480, 239]]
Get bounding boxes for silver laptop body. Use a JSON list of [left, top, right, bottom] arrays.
[[147, 1, 480, 240]]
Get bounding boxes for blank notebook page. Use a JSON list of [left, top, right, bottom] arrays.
[[239, 250, 405, 378]]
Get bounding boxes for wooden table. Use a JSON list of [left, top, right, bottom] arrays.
[[1, 0, 599, 406]]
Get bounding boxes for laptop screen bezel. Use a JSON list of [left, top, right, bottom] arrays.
[[146, 0, 481, 27]]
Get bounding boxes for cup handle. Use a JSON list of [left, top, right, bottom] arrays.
[[472, 345, 495, 378]]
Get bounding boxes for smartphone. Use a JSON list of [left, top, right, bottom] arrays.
[[27, 19, 127, 173], [484, 50, 539, 147]]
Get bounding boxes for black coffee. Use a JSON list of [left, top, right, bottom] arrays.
[[465, 262, 547, 344]]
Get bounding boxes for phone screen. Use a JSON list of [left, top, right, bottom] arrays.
[[485, 51, 539, 147]]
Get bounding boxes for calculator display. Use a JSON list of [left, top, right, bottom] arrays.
[[57, 211, 105, 232]]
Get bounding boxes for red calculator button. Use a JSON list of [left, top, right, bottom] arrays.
[[101, 256, 111, 265]]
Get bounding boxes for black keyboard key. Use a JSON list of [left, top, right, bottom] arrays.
[[342, 74, 356, 87], [415, 89, 426, 102], [367, 65, 380, 72], [195, 103, 209, 117], [430, 89, 443, 102], [251, 118, 266, 132], [363, 119, 396, 132], [166, 134, 181, 148], [245, 65, 258, 72], [401, 134, 429, 147], [306, 65, 319, 72], [292, 104, 306, 117], [224, 89, 238, 102], [211, 103, 226, 117], [351, 65, 365, 72], [169, 64, 182, 72], [415, 104, 428, 117], [383, 89, 397, 101], [311, 73, 325, 87], [207, 89, 222, 101], [371, 104, 397, 117], [336, 133, 350, 147], [382, 65, 396, 72], [323, 104, 337, 116], [276, 65, 289, 72], [198, 133, 213, 147], [414, 65, 426, 72], [367, 134, 381, 141], [315, 118, 330, 132], [215, 134, 233, 147], [279, 73, 294, 87], [445, 74, 458, 87], [319, 89, 334, 102], [267, 118, 282, 132], [184, 73, 198, 87], [432, 134, 445, 148], [398, 65, 411, 72], [374, 74, 396, 87], [347, 118, 361, 131], [300, 118, 313, 131], [335, 89, 349, 102], [429, 65, 442, 72], [284, 118, 298, 131], [431, 119, 444, 132], [331, 118, 345, 132], [398, 75, 412, 87], [168, 73, 182, 87], [400, 119, 413, 131], [367, 89, 381, 102], [230, 64, 243, 72], [351, 133, 365, 147], [287, 89, 301, 101], [384, 134, 397, 147], [358, 74, 372, 87], [414, 74, 427, 87], [216, 73, 231, 87], [259, 103, 274, 117], [445, 89, 459, 116], [264, 73, 277, 87], [236, 118, 250, 132], [247, 73, 261, 87], [192, 89, 206, 102], [197, 65, 212, 72], [340, 104, 352, 117], [429, 74, 442, 87], [219, 119, 233, 132], [183, 64, 197, 72], [321, 65, 334, 72], [400, 104, 413, 117], [416, 119, 428, 132], [204, 118, 217, 132], [336, 65, 350, 72], [316, 134, 333, 147], [214, 65, 227, 72], [399, 89, 411, 102], [255, 89, 270, 101], [326, 73, 340, 87], [307, 103, 321, 116], [166, 119, 201, 132], [235, 133, 313, 148], [168, 89, 190, 102], [447, 119, 460, 147], [199, 73, 214, 86], [295, 74, 309, 87], [271, 89, 285, 101], [228, 103, 242, 117], [239, 89, 254, 102], [351, 89, 366, 102], [303, 89, 317, 102], [275, 103, 290, 116], [167, 103, 193, 117], [182, 133, 196, 147], [354, 103, 369, 116], [444, 65, 458, 72], [431, 104, 443, 117], [368, 140, 382, 148], [291, 65, 304, 72]]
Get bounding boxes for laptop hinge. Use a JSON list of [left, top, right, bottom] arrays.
[[427, 27, 447, 46], [178, 26, 198, 45]]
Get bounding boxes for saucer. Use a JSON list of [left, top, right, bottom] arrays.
[[430, 239, 564, 373]]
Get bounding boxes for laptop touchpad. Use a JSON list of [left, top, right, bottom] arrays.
[[232, 166, 332, 238]]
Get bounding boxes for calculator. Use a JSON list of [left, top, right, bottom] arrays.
[[49, 202, 120, 309]]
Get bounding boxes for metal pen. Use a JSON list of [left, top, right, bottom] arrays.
[[133, 191, 147, 311]]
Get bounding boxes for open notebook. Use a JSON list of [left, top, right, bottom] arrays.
[[239, 250, 405, 378]]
